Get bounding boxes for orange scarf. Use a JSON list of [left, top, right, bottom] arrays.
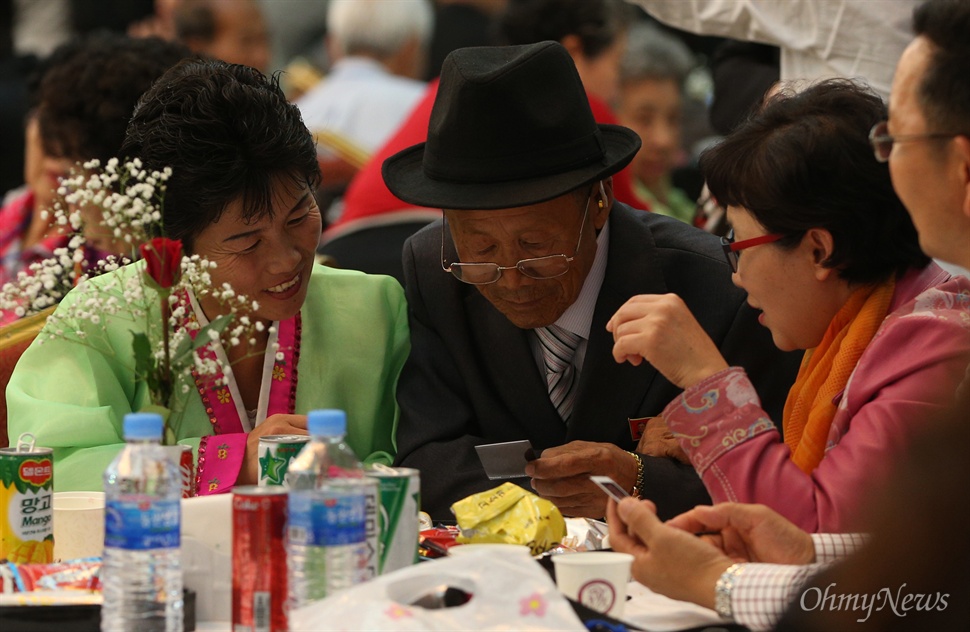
[[783, 278, 896, 473]]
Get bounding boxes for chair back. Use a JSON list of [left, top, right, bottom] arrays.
[[0, 307, 54, 448], [317, 210, 441, 284]]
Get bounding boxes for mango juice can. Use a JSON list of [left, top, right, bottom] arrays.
[[365, 466, 420, 574], [1, 433, 54, 564], [257, 435, 310, 486]]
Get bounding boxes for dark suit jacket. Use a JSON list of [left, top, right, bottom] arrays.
[[394, 203, 801, 521]]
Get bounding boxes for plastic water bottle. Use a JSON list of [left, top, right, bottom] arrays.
[[101, 413, 183, 632], [286, 409, 370, 609]]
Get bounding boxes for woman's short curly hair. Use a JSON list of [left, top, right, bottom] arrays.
[[119, 59, 321, 253]]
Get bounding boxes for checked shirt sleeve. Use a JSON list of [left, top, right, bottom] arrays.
[[812, 532, 869, 563], [725, 563, 828, 631]]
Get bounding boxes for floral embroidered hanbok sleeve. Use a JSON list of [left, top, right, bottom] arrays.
[[663, 367, 776, 473]]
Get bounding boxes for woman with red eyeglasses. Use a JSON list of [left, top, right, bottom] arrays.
[[606, 79, 970, 533]]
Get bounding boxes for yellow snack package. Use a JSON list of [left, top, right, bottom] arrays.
[[450, 482, 566, 556]]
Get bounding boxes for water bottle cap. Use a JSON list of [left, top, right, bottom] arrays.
[[124, 412, 164, 440], [307, 409, 347, 436]]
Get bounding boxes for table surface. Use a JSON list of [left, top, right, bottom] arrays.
[[182, 502, 725, 631]]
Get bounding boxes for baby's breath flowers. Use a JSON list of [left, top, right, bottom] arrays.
[[56, 157, 170, 248], [0, 158, 261, 444]]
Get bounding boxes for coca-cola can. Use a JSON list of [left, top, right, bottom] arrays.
[[233, 486, 288, 632], [169, 444, 195, 498]]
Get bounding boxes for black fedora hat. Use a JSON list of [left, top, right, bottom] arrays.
[[382, 41, 641, 210]]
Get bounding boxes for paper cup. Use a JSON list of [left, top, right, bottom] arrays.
[[447, 543, 533, 558], [552, 551, 633, 617], [53, 491, 105, 561]]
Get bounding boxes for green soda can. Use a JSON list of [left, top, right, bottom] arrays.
[[365, 466, 420, 574], [257, 435, 310, 486]]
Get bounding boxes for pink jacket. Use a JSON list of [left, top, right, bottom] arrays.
[[665, 264, 970, 532]]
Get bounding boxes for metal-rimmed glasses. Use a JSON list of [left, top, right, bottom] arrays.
[[441, 191, 593, 285], [720, 229, 784, 273], [868, 120, 967, 163]]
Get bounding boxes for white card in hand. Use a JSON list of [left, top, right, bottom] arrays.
[[474, 439, 536, 480]]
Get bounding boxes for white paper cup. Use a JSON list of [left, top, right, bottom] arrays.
[[552, 551, 633, 617], [447, 543, 533, 558], [53, 491, 105, 561]]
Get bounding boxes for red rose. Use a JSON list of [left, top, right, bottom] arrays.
[[140, 237, 183, 289]]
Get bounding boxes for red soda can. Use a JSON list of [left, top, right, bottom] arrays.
[[233, 486, 288, 631], [174, 444, 195, 498]]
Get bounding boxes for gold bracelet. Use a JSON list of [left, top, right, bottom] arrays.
[[626, 450, 645, 499]]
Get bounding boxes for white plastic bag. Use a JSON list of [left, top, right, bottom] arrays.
[[290, 550, 586, 631]]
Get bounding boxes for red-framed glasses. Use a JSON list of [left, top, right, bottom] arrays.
[[720, 229, 784, 272]]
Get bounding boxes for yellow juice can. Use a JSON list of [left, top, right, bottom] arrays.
[[0, 433, 54, 563]]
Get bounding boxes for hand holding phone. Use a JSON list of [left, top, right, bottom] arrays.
[[589, 475, 631, 503]]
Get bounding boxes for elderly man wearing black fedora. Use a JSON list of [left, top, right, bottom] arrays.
[[383, 41, 800, 521]]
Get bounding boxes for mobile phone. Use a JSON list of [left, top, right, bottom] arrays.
[[589, 475, 631, 503]]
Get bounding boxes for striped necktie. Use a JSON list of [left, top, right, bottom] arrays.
[[535, 325, 582, 421]]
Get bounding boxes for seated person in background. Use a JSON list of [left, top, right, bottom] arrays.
[[173, 0, 271, 74], [608, 80, 970, 533], [295, 0, 433, 167], [0, 113, 60, 290], [6, 60, 410, 494], [382, 41, 800, 522], [615, 22, 698, 223], [0, 33, 192, 300]]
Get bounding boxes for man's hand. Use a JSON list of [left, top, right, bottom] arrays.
[[637, 416, 689, 464], [525, 440, 638, 517], [240, 414, 308, 485], [666, 502, 816, 565], [607, 497, 731, 610]]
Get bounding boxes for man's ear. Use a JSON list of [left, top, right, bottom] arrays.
[[593, 177, 614, 230]]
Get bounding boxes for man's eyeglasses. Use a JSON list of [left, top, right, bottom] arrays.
[[441, 191, 592, 285], [868, 121, 967, 163], [720, 229, 784, 273]]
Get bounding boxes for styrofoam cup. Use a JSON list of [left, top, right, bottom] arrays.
[[53, 491, 105, 561], [552, 551, 633, 617]]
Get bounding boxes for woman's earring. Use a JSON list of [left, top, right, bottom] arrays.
[[598, 198, 605, 209]]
